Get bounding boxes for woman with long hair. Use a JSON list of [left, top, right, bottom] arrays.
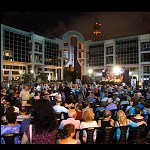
[[21, 99, 58, 144], [114, 110, 147, 141]]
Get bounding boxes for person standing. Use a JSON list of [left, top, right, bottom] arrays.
[[19, 85, 30, 107]]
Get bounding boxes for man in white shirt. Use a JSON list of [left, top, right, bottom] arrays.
[[20, 85, 30, 106], [53, 99, 68, 113]]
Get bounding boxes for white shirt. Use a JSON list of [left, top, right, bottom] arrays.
[[53, 105, 68, 113], [80, 121, 98, 142], [58, 118, 80, 129], [36, 85, 41, 91], [20, 90, 30, 101]]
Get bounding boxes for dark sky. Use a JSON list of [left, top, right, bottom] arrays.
[[1, 12, 150, 41]]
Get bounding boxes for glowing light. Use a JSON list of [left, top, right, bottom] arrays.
[[31, 70, 33, 74], [129, 72, 133, 76], [113, 66, 121, 75], [88, 69, 93, 75]]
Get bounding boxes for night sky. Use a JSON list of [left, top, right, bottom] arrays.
[[1, 11, 150, 41]]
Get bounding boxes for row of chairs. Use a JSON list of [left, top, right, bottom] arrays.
[[56, 124, 149, 144], [1, 124, 149, 144]]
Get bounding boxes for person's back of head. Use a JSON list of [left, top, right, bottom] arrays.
[[135, 107, 142, 115], [82, 109, 95, 122], [63, 123, 75, 138], [83, 100, 90, 108], [68, 110, 77, 119], [75, 103, 83, 111], [107, 98, 112, 104], [32, 99, 57, 133], [6, 111, 17, 124], [6, 106, 15, 114], [56, 99, 62, 105], [103, 110, 112, 119], [20, 106, 27, 115], [100, 101, 107, 107]]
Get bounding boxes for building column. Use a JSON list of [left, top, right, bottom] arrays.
[[104, 43, 106, 70], [42, 41, 45, 73], [138, 37, 141, 83], [26, 66, 28, 74], [55, 69, 58, 80], [31, 34, 35, 80], [113, 40, 116, 65], [1, 24, 4, 83]]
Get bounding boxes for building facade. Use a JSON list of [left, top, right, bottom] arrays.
[[1, 24, 150, 85]]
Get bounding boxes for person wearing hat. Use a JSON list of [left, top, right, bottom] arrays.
[[130, 107, 145, 123], [138, 103, 149, 122]]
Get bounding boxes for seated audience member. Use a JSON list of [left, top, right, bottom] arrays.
[[59, 110, 80, 129], [105, 98, 117, 110], [51, 93, 61, 106], [34, 91, 40, 101], [20, 113, 33, 134], [99, 110, 114, 128], [64, 95, 75, 109], [128, 99, 138, 116], [125, 99, 134, 115], [1, 108, 21, 144], [21, 99, 58, 144], [95, 101, 106, 112], [75, 103, 83, 121], [96, 110, 114, 144], [53, 98, 68, 113], [80, 109, 99, 143], [82, 100, 93, 112], [77, 94, 84, 104], [114, 110, 147, 142], [87, 93, 96, 103], [131, 107, 145, 123], [17, 106, 30, 122], [56, 123, 80, 144]]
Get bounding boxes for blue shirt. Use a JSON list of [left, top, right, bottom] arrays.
[[129, 107, 135, 116], [105, 103, 117, 110], [1, 124, 21, 144], [114, 120, 139, 141]]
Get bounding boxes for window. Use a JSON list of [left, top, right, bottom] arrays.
[[106, 46, 113, 55]]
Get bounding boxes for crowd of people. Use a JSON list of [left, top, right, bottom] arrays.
[[1, 81, 150, 144]]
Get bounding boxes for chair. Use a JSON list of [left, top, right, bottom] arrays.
[[128, 124, 148, 144], [96, 126, 115, 144], [114, 126, 130, 144], [1, 133, 21, 144], [90, 102, 97, 112], [143, 114, 150, 130], [50, 96, 55, 101], [79, 127, 99, 144], [55, 112, 68, 126], [56, 129, 65, 140], [56, 128, 80, 140]]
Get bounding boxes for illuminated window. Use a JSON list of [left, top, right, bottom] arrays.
[[5, 53, 9, 56]]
